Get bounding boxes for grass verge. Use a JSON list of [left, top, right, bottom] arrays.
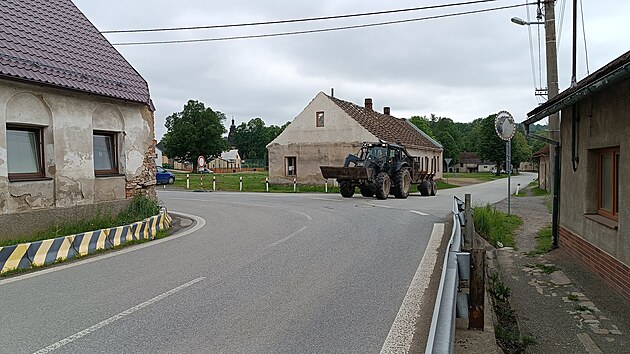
[[526, 225, 553, 256], [473, 204, 523, 248], [0, 195, 161, 247]]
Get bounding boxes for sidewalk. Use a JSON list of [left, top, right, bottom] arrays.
[[456, 188, 630, 353]]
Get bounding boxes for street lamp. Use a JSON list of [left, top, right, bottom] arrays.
[[510, 17, 543, 26]]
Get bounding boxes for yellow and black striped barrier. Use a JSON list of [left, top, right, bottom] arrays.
[[0, 208, 172, 274]]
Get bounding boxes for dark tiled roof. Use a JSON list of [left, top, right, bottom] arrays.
[[459, 151, 481, 164], [533, 144, 549, 157], [0, 0, 150, 105], [327, 94, 442, 151]]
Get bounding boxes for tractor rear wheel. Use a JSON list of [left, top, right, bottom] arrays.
[[393, 168, 411, 199], [419, 180, 431, 196], [359, 185, 374, 197], [340, 181, 355, 198], [374, 172, 391, 200]]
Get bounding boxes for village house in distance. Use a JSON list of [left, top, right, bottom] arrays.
[[267, 91, 443, 184]]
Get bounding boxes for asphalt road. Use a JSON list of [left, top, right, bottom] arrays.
[[0, 172, 535, 353]]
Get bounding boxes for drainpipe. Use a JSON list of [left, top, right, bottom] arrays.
[[552, 144, 561, 248]]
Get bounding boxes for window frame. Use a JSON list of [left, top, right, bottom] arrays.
[[285, 156, 297, 177], [316, 111, 325, 128], [93, 130, 119, 176], [597, 147, 619, 220], [6, 124, 46, 181]]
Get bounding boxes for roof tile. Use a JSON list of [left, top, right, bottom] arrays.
[[327, 94, 442, 151], [0, 0, 150, 105]]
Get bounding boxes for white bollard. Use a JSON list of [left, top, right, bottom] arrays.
[[213, 176, 216, 192], [186, 174, 190, 190], [293, 177, 297, 192], [325, 179, 328, 193], [516, 183, 521, 195], [240, 176, 243, 192], [265, 177, 269, 192]]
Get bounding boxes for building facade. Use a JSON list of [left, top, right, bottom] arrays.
[[267, 92, 443, 184]]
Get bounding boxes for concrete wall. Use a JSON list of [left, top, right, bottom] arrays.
[[0, 79, 156, 219], [558, 79, 629, 268], [268, 92, 379, 184]]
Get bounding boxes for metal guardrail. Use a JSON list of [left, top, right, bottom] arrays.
[[425, 196, 469, 354]]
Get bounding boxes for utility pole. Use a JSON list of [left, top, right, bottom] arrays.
[[544, 0, 560, 192]]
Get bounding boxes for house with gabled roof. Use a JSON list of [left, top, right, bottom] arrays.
[[523, 50, 630, 301], [267, 92, 443, 184], [0, 0, 156, 239]]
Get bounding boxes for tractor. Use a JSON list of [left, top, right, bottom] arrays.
[[320, 142, 438, 199]]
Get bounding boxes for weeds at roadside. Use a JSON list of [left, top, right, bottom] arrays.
[[567, 294, 579, 301], [489, 271, 535, 353], [575, 304, 591, 312], [526, 225, 553, 256], [474, 204, 522, 248]]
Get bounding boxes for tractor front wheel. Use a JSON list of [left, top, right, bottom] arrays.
[[340, 181, 355, 198], [419, 180, 431, 196]]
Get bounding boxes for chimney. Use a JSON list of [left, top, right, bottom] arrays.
[[331, 88, 334, 97], [364, 98, 373, 111], [383, 107, 391, 115]]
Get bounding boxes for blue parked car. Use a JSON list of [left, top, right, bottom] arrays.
[[156, 166, 175, 185]]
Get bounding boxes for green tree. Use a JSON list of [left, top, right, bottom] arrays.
[[161, 100, 228, 172], [476, 114, 507, 174], [511, 131, 532, 168], [232, 118, 288, 160], [409, 116, 435, 138]]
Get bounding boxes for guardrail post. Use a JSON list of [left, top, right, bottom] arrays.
[[464, 194, 473, 250], [469, 248, 485, 330], [186, 174, 190, 190]]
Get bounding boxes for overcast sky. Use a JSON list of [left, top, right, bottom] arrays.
[[73, 0, 630, 140]]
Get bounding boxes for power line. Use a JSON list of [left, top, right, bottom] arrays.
[[112, 3, 531, 46], [102, 0, 500, 34]]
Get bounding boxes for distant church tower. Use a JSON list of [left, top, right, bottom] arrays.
[[227, 117, 236, 145]]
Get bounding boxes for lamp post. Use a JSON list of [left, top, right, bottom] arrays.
[[511, 2, 560, 196]]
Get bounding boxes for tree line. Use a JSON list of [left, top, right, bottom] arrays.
[[161, 100, 545, 172]]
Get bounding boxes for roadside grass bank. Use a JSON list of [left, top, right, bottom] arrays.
[[473, 204, 522, 248], [170, 171, 455, 193], [444, 172, 510, 182], [0, 195, 160, 247]]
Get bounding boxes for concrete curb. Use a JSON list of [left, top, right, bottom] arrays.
[[0, 208, 172, 274]]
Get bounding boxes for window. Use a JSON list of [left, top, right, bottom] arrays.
[[6, 125, 45, 180], [93, 131, 118, 175], [597, 147, 619, 220], [316, 111, 325, 127], [286, 156, 297, 176]]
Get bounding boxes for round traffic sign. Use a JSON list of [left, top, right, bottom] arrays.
[[495, 111, 516, 141], [197, 155, 206, 168]]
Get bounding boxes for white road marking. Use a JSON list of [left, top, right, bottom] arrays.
[[409, 210, 429, 216], [310, 197, 342, 202], [368, 203, 394, 209], [267, 226, 309, 248], [290, 210, 313, 221], [0, 212, 205, 286], [232, 202, 274, 208], [380, 223, 445, 354], [33, 277, 206, 354]]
